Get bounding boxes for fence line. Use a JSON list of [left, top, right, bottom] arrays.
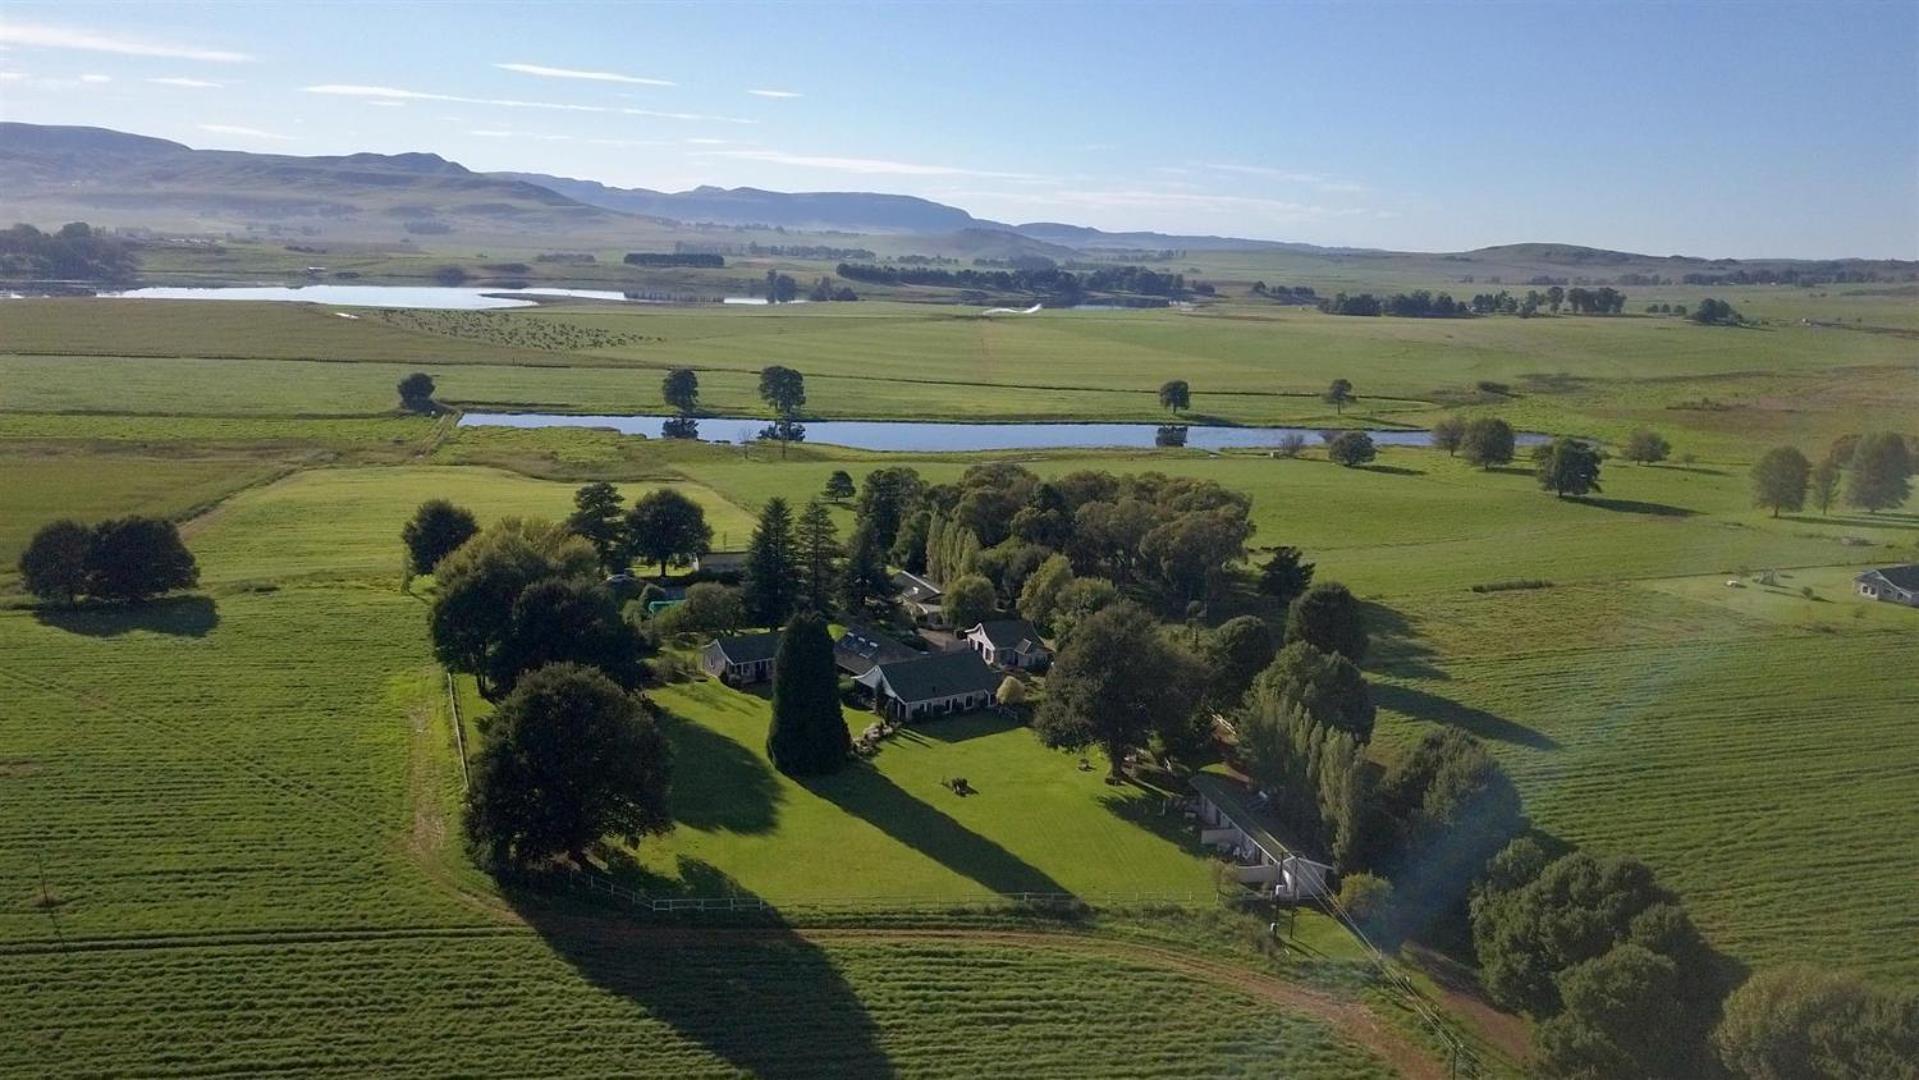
[[444, 671, 470, 790]]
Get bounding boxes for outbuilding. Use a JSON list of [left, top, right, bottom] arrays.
[[963, 619, 1053, 670], [834, 623, 921, 676], [1855, 565, 1919, 607], [892, 570, 947, 627], [1189, 773, 1332, 901], [855, 648, 1000, 720], [700, 631, 781, 685]]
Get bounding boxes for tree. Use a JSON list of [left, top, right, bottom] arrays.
[[1256, 640, 1374, 742], [464, 663, 670, 866], [824, 470, 856, 502], [1809, 457, 1841, 515], [765, 613, 850, 776], [83, 517, 199, 603], [1199, 616, 1276, 716], [661, 368, 699, 413], [1158, 379, 1191, 413], [402, 499, 478, 576], [1461, 417, 1517, 470], [487, 578, 644, 695], [1285, 582, 1368, 662], [1257, 546, 1315, 610], [1546, 285, 1565, 313], [1622, 429, 1671, 465], [944, 573, 997, 631], [18, 520, 92, 605], [1535, 438, 1604, 498], [1017, 553, 1076, 628], [624, 489, 712, 578], [1322, 378, 1355, 415], [1845, 432, 1912, 513], [1375, 727, 1525, 941], [1431, 415, 1467, 456], [1138, 507, 1253, 609], [1689, 297, 1742, 325], [742, 497, 799, 626], [758, 365, 806, 418], [853, 466, 924, 551], [397, 372, 437, 413], [1051, 576, 1120, 642], [1327, 430, 1377, 468], [1034, 601, 1204, 778], [1535, 945, 1695, 1079], [652, 581, 746, 638], [1238, 679, 1369, 869], [566, 482, 628, 573], [838, 520, 894, 615], [795, 499, 841, 613], [1750, 446, 1812, 517], [1714, 965, 1919, 1080], [428, 519, 598, 698]]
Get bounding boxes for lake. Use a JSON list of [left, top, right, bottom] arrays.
[[21, 285, 810, 310], [459, 412, 1548, 453]]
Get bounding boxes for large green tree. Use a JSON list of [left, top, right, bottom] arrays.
[[1257, 546, 1315, 610], [796, 498, 841, 613], [1845, 432, 1912, 513], [18, 519, 92, 605], [625, 488, 712, 578], [944, 573, 998, 631], [1285, 582, 1368, 662], [741, 497, 799, 626], [838, 520, 894, 616], [1809, 457, 1842, 515], [1750, 446, 1812, 517], [1017, 553, 1076, 629], [853, 466, 924, 552], [1322, 378, 1355, 415], [1256, 640, 1374, 742], [1430, 415, 1467, 456], [402, 499, 478, 576], [428, 519, 597, 698], [487, 577, 645, 695], [1622, 429, 1671, 465], [397, 372, 437, 413], [1461, 417, 1516, 469], [1033, 601, 1203, 779], [465, 663, 671, 866], [1199, 615, 1276, 716], [765, 613, 850, 776], [566, 482, 628, 573], [1714, 965, 1919, 1080], [83, 517, 199, 603], [661, 368, 699, 413], [758, 364, 806, 417], [1158, 379, 1190, 413], [1534, 438, 1604, 498], [1327, 430, 1377, 468]]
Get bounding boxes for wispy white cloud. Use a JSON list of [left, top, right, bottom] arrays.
[[362, 99, 403, 107], [685, 137, 730, 145], [497, 62, 674, 87], [1199, 162, 1369, 193], [148, 76, 223, 88], [304, 83, 754, 124], [79, 72, 110, 83], [746, 88, 800, 99], [198, 123, 294, 141], [695, 147, 1040, 179], [0, 71, 25, 82], [0, 22, 253, 62]]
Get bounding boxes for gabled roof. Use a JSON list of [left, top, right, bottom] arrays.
[[891, 570, 942, 602], [867, 648, 1000, 704], [707, 631, 781, 665], [1860, 565, 1919, 591], [1190, 773, 1329, 869], [834, 624, 920, 675], [966, 619, 1050, 653]]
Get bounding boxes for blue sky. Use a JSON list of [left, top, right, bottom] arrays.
[[1, 1, 1913, 257]]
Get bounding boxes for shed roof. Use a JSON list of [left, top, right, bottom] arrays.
[[708, 631, 781, 665], [967, 619, 1049, 653], [1189, 773, 1328, 868], [834, 624, 920, 675], [1861, 565, 1919, 591], [892, 570, 943, 602], [869, 648, 1000, 704]]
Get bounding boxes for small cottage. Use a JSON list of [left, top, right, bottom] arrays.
[[834, 623, 920, 676], [855, 648, 1000, 720], [1855, 565, 1919, 607], [892, 570, 947, 627], [963, 619, 1053, 670], [1189, 773, 1332, 901], [699, 631, 781, 685]]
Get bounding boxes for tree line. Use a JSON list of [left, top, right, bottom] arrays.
[[834, 262, 1189, 299], [0, 222, 137, 281], [623, 252, 725, 268], [1318, 285, 1628, 318], [18, 516, 199, 605], [1751, 432, 1911, 517]]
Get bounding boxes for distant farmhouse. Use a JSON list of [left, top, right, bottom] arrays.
[[699, 631, 781, 685], [1855, 565, 1919, 607], [963, 619, 1053, 670], [892, 570, 947, 627], [854, 648, 1000, 720]]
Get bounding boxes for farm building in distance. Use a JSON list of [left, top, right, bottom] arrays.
[[854, 648, 1000, 720], [892, 570, 947, 627], [1189, 773, 1333, 901], [699, 631, 781, 685], [963, 619, 1053, 670], [1855, 565, 1919, 606]]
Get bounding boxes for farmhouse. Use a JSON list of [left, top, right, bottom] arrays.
[[1855, 565, 1919, 607], [834, 623, 920, 676], [963, 619, 1053, 670], [892, 570, 947, 627], [1189, 773, 1333, 901], [699, 631, 781, 685], [855, 648, 1000, 720]]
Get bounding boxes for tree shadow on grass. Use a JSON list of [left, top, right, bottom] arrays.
[[1649, 463, 1729, 477], [1569, 496, 1697, 518], [808, 763, 1070, 896], [1373, 683, 1559, 751], [1360, 463, 1426, 477], [509, 859, 894, 1079], [1357, 600, 1447, 681], [32, 594, 219, 638], [653, 708, 782, 835], [1099, 789, 1213, 859], [1782, 513, 1919, 532], [908, 711, 1022, 745]]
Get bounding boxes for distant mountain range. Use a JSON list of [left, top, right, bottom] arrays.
[[1, 123, 1908, 273]]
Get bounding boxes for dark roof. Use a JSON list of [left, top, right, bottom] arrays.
[[709, 631, 781, 664], [699, 550, 749, 571], [872, 649, 1000, 703], [891, 570, 942, 602], [967, 619, 1049, 653], [1190, 773, 1328, 868], [1863, 565, 1919, 591], [834, 624, 920, 675]]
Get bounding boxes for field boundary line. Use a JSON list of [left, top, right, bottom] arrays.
[[445, 670, 470, 789]]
